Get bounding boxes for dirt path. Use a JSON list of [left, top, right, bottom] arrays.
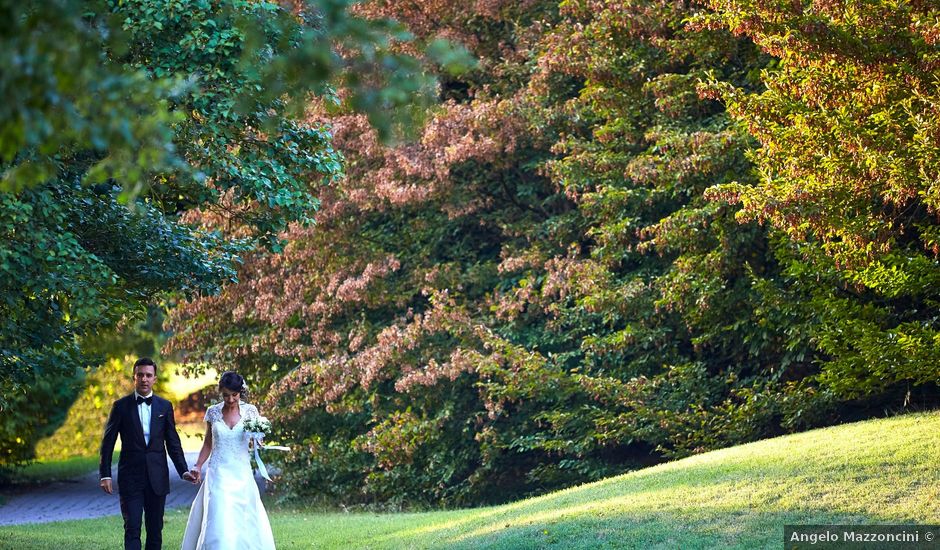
[[0, 452, 248, 526]]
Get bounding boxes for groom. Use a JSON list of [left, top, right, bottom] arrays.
[[99, 357, 196, 550]]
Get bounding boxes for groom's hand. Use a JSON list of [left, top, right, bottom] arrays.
[[99, 478, 113, 495], [182, 471, 198, 484]]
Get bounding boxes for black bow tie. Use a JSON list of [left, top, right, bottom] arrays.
[[136, 395, 153, 406]]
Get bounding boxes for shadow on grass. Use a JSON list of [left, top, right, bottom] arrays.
[[346, 500, 899, 549], [341, 413, 939, 548]]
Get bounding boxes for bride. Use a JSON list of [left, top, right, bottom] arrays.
[[181, 371, 276, 549]]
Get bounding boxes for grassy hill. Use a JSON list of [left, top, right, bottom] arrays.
[[3, 411, 938, 549]]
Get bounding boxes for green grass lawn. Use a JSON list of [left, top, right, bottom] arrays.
[[3, 411, 938, 549]]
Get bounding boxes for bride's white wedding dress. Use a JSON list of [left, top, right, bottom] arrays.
[[181, 402, 276, 549]]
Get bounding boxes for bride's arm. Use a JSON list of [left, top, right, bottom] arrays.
[[192, 423, 212, 477]]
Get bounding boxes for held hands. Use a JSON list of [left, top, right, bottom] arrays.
[[184, 466, 201, 484], [99, 478, 113, 495]]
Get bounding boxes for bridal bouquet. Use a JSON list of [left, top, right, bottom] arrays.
[[243, 416, 288, 481], [243, 416, 271, 439]]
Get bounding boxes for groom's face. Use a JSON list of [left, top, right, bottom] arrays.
[[134, 365, 156, 395]]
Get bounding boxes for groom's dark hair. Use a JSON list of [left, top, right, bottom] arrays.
[[133, 357, 158, 374]]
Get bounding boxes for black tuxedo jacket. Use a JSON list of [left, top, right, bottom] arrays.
[[99, 393, 189, 496]]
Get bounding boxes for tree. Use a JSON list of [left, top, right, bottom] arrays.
[[168, 0, 817, 506], [0, 0, 460, 463], [167, 0, 574, 505], [698, 0, 940, 397], [167, 0, 935, 508]]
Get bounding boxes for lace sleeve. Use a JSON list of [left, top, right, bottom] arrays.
[[204, 404, 221, 423]]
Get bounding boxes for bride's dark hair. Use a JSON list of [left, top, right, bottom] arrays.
[[219, 371, 247, 398]]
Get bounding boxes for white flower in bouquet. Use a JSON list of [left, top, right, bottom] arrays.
[[243, 416, 272, 438]]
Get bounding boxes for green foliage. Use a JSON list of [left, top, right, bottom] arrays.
[[699, 0, 940, 397], [166, 0, 939, 509], [0, 182, 240, 463], [110, 0, 344, 241], [0, 368, 83, 466], [169, 0, 810, 506], [0, 0, 185, 194], [0, 0, 467, 464]]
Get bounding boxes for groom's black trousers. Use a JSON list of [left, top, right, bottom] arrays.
[[119, 478, 166, 550], [101, 394, 188, 550]]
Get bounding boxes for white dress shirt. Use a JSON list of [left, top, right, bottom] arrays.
[[136, 391, 153, 446]]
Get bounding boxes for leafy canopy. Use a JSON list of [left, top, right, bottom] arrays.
[[0, 0, 470, 463]]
